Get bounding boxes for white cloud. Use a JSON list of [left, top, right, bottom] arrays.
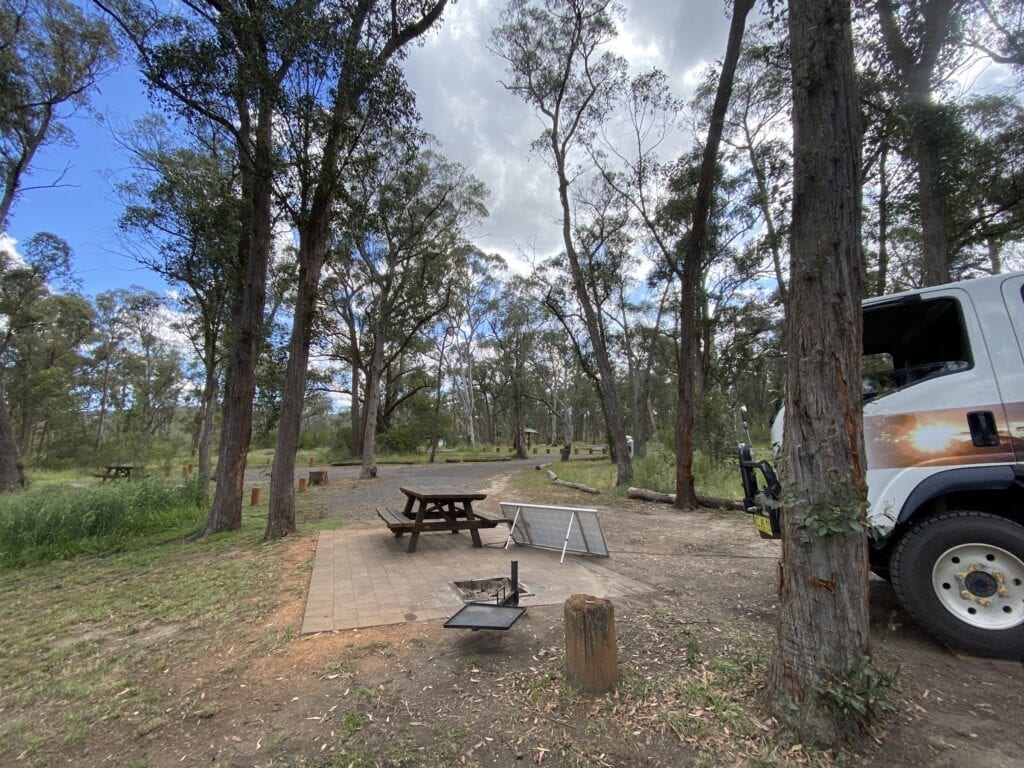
[[402, 0, 737, 270], [0, 233, 25, 266]]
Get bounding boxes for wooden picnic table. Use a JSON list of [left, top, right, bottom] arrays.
[[94, 464, 138, 481], [376, 486, 500, 553]]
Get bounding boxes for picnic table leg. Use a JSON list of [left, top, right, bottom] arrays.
[[447, 501, 462, 534], [465, 502, 483, 548], [406, 501, 426, 553]]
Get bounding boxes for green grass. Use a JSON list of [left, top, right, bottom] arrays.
[[0, 507, 296, 764], [0, 478, 205, 567], [527, 443, 753, 500]]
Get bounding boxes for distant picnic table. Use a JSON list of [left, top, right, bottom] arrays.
[[376, 486, 501, 553], [94, 465, 138, 481]]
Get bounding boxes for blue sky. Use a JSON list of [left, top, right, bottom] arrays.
[[3, 0, 732, 299], [5, 62, 170, 297]]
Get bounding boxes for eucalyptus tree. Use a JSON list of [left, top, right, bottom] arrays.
[[265, 0, 451, 541], [969, 0, 1024, 69], [325, 146, 487, 479], [711, 26, 792, 306], [96, 0, 311, 535], [0, 0, 117, 229], [491, 0, 634, 485], [116, 118, 237, 494], [670, 0, 754, 508], [870, 0, 969, 285], [769, 0, 872, 745], [89, 287, 186, 456], [447, 248, 503, 446], [5, 293, 93, 459], [0, 233, 75, 489], [487, 278, 540, 459]]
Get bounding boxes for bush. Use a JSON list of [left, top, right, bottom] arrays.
[[0, 478, 205, 567]]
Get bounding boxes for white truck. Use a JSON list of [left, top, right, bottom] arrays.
[[739, 271, 1024, 659]]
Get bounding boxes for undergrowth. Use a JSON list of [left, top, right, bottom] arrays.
[[0, 478, 205, 567]]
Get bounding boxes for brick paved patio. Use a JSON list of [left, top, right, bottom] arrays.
[[302, 524, 653, 633]]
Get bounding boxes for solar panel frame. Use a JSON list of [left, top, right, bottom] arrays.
[[498, 502, 609, 558]]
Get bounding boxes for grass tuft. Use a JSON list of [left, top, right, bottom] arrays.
[[0, 479, 205, 567]]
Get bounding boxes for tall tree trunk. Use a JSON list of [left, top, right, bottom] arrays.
[[203, 103, 274, 536], [0, 377, 25, 491], [428, 333, 449, 463], [197, 355, 218, 499], [876, 142, 890, 296], [95, 355, 111, 449], [746, 133, 788, 305], [915, 116, 949, 285], [769, 0, 871, 745], [675, 0, 754, 509], [512, 342, 528, 459], [360, 334, 385, 479], [266, 231, 326, 540], [876, 0, 958, 287], [350, 363, 362, 457], [554, 160, 632, 486]]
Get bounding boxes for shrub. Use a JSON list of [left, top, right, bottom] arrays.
[[0, 478, 205, 567]]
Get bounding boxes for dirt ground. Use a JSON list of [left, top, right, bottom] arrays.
[[35, 463, 1024, 767]]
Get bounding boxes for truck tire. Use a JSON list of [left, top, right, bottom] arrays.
[[890, 511, 1024, 659]]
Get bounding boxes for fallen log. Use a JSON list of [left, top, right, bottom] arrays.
[[554, 478, 600, 494], [535, 462, 553, 470], [627, 486, 744, 511]]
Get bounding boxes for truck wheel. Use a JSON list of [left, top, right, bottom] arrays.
[[890, 511, 1024, 659]]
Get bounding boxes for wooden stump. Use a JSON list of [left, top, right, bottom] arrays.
[[297, 477, 308, 493], [564, 594, 617, 692], [250, 487, 262, 506], [308, 470, 329, 486]]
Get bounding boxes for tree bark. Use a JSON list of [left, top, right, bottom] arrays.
[[359, 332, 385, 479], [876, 0, 958, 286], [769, 0, 871, 746], [876, 142, 890, 296], [555, 163, 632, 486], [266, 230, 326, 540], [203, 98, 275, 537], [197, 346, 218, 498], [0, 377, 26, 491], [675, 0, 754, 509]]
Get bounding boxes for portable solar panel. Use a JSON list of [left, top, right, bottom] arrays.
[[498, 502, 609, 561]]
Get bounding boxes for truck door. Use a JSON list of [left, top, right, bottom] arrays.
[[861, 287, 1014, 522], [998, 275, 1024, 461]]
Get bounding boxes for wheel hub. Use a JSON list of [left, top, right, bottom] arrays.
[[963, 569, 998, 598], [932, 543, 1024, 631]]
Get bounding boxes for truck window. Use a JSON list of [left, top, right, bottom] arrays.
[[862, 297, 971, 401]]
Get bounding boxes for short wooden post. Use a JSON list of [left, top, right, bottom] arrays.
[[532, 447, 537, 454], [297, 477, 308, 493], [308, 456, 314, 467], [250, 487, 262, 506], [187, 463, 194, 475], [182, 465, 189, 478], [588, 448, 593, 455], [574, 447, 579, 455], [564, 594, 617, 693]]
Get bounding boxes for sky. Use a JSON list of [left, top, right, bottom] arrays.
[[2, 0, 737, 299]]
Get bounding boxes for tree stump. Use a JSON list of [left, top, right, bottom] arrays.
[[297, 477, 308, 493], [250, 487, 262, 506], [308, 470, 329, 486], [564, 594, 617, 692]]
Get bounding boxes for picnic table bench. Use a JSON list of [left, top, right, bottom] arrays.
[[376, 486, 502, 553], [93, 465, 140, 481]]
